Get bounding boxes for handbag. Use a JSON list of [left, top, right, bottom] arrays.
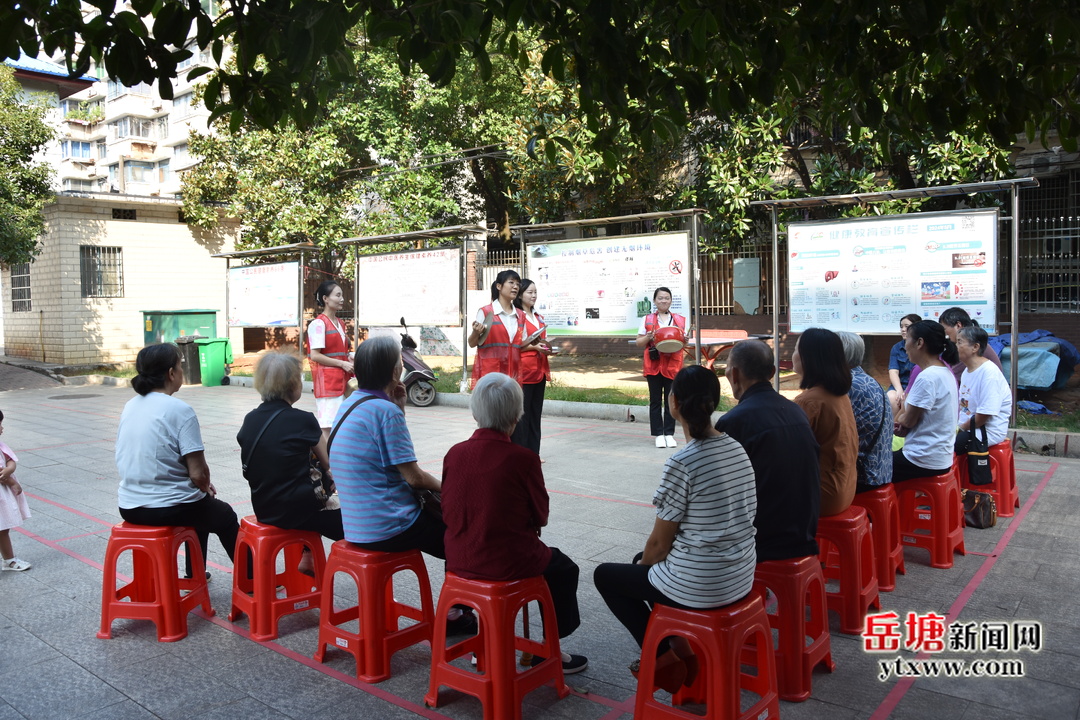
[[414, 488, 444, 523], [962, 488, 997, 528], [966, 426, 993, 486]]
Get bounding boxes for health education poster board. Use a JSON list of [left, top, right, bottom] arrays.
[[228, 261, 300, 327], [787, 208, 999, 335], [525, 231, 692, 336], [355, 246, 462, 326]]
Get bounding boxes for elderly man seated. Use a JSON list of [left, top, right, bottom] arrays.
[[440, 372, 588, 674], [836, 331, 894, 493], [715, 340, 821, 561]]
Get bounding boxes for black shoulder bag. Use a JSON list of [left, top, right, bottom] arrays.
[[966, 425, 993, 486]]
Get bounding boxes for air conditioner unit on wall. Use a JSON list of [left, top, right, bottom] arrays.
[[1042, 236, 1076, 256]]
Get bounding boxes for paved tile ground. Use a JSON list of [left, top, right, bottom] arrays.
[[0, 380, 1077, 720]]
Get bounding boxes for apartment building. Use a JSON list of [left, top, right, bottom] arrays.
[[55, 45, 212, 197]]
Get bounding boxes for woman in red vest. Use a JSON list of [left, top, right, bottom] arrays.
[[307, 280, 353, 438], [468, 269, 533, 387], [510, 278, 554, 455], [636, 287, 687, 448]]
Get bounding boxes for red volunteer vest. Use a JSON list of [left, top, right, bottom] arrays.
[[642, 312, 686, 379], [309, 313, 352, 398], [471, 304, 526, 388], [518, 313, 551, 385]]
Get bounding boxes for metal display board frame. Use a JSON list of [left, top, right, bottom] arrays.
[[751, 178, 1040, 422]]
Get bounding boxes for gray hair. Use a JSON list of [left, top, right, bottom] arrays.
[[355, 335, 401, 390], [728, 339, 775, 383], [254, 350, 303, 401], [470, 372, 523, 435], [836, 331, 865, 369]]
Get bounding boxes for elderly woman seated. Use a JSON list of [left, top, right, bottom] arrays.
[[236, 351, 343, 545], [441, 372, 589, 674], [836, 331, 894, 493], [954, 325, 1012, 454]]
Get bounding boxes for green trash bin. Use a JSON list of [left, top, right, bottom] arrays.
[[195, 338, 233, 387]]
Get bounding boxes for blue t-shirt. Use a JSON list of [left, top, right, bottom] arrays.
[[889, 340, 915, 389], [329, 391, 420, 543]]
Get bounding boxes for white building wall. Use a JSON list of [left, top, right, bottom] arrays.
[[2, 195, 240, 364]]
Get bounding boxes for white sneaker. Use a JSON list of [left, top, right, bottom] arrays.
[[655, 436, 666, 448], [2, 557, 31, 572], [665, 435, 678, 448]]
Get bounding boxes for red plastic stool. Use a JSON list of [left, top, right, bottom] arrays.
[[635, 594, 779, 719], [425, 572, 569, 720], [753, 556, 834, 702], [228, 516, 326, 641], [957, 441, 1020, 518], [98, 522, 213, 642], [816, 506, 880, 635], [896, 471, 966, 569], [851, 484, 906, 592], [314, 541, 434, 683]]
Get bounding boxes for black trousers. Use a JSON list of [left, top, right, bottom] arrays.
[[288, 509, 345, 541], [891, 449, 950, 483], [353, 507, 446, 559], [511, 379, 546, 454], [120, 495, 239, 577], [646, 374, 675, 436], [540, 548, 581, 639], [593, 553, 694, 656]]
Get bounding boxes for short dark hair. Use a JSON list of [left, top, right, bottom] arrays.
[[797, 328, 851, 396], [513, 278, 535, 310], [653, 287, 672, 301], [490, 270, 521, 301], [939, 307, 973, 328], [671, 365, 720, 440], [728, 340, 774, 383], [314, 280, 341, 308], [901, 313, 922, 326], [957, 325, 989, 357], [354, 335, 400, 390], [132, 343, 182, 396]]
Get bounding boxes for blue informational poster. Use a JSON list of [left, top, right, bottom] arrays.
[[787, 209, 999, 334], [525, 232, 692, 336]]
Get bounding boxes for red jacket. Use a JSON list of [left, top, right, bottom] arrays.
[[471, 303, 526, 388], [518, 312, 551, 384], [441, 428, 552, 579], [308, 314, 352, 398], [642, 312, 686, 379]]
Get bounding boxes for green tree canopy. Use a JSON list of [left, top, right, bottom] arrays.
[[5, 0, 1079, 152], [0, 65, 55, 265]]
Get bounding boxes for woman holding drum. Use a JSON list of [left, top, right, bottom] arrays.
[[636, 287, 687, 448]]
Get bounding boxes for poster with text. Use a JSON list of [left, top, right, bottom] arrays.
[[356, 247, 461, 326], [788, 209, 998, 334], [525, 232, 691, 335], [228, 261, 299, 327]]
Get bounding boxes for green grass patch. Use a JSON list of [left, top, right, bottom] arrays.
[[545, 381, 650, 405], [62, 367, 135, 378], [431, 365, 735, 410], [1014, 408, 1080, 433]]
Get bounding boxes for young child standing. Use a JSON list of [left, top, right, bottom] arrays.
[[0, 409, 32, 572]]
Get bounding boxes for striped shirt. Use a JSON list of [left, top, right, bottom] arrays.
[[329, 391, 420, 543], [648, 434, 758, 608]]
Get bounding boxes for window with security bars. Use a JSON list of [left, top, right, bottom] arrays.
[[10, 263, 31, 312], [80, 246, 125, 298]]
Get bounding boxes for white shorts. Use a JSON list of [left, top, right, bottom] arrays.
[[314, 394, 344, 429]]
